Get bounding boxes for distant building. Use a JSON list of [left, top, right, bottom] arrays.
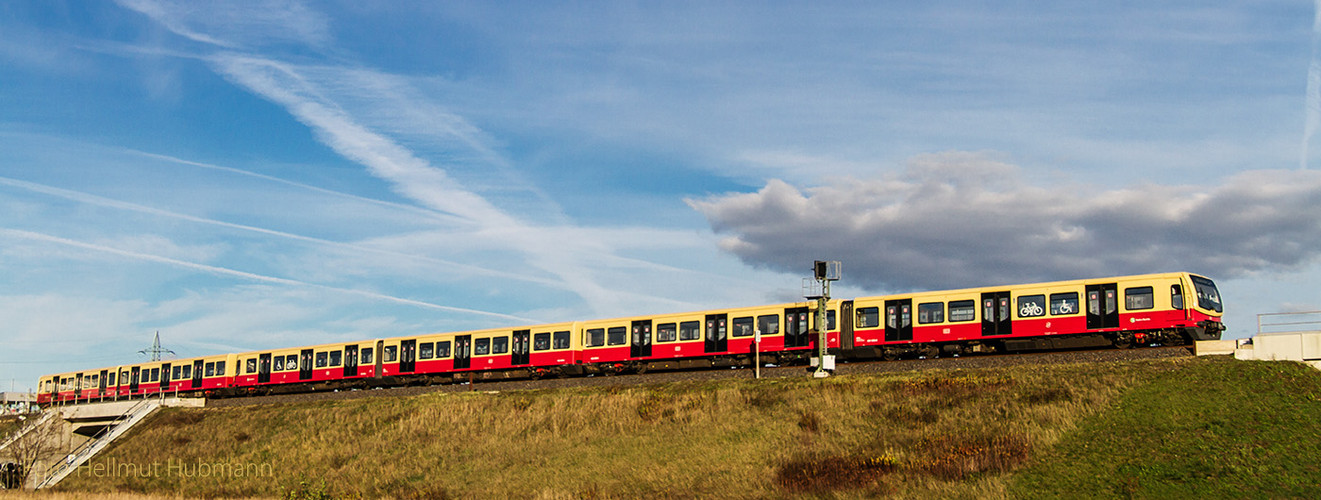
[[0, 392, 37, 414]]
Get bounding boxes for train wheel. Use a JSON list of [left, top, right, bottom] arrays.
[[1112, 334, 1133, 349]]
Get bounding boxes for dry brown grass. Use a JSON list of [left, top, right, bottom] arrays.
[[51, 356, 1190, 499]]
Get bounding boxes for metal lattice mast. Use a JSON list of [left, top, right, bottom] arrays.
[[138, 331, 174, 361]]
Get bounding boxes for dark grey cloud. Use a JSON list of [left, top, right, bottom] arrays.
[[688, 152, 1321, 292]]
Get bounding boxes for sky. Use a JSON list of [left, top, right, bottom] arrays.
[[3, 1, 1321, 391]]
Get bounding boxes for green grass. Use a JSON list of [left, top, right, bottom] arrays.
[[1011, 357, 1321, 499], [50, 356, 1321, 499]]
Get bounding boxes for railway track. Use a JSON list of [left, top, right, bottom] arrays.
[[207, 345, 1194, 408]]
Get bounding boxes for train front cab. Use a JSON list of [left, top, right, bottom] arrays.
[[846, 272, 1224, 357]]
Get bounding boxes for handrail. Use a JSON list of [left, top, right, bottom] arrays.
[[36, 398, 155, 488], [1257, 311, 1321, 335]]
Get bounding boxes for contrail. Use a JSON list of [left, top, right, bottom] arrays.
[[1304, 0, 1321, 169], [0, 227, 536, 323], [0, 174, 565, 288]]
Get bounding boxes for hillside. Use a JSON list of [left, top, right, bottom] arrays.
[[34, 355, 1321, 499]]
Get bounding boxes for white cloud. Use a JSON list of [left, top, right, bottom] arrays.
[[690, 151, 1321, 292]]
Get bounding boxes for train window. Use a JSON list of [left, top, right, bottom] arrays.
[[826, 310, 837, 331], [330, 350, 342, 366], [948, 300, 976, 322], [679, 321, 700, 340], [315, 352, 328, 368], [731, 317, 755, 337], [608, 327, 627, 345], [1171, 285, 1184, 310], [420, 342, 434, 360], [1017, 295, 1046, 318], [384, 345, 398, 362], [181, 365, 191, 380], [757, 315, 780, 335], [554, 331, 571, 349], [657, 323, 677, 342], [1191, 276, 1222, 313], [918, 302, 945, 324], [121, 371, 129, 383], [150, 368, 160, 382], [493, 336, 509, 354], [587, 328, 605, 347], [108, 373, 116, 386], [1125, 287, 1154, 310], [273, 357, 285, 371], [205, 363, 214, 377], [172, 366, 181, 380], [1050, 293, 1079, 315], [361, 348, 374, 364], [534, 332, 551, 350], [286, 355, 298, 369], [857, 307, 880, 328], [436, 341, 451, 358], [475, 338, 490, 355], [245, 359, 257, 375], [215, 362, 225, 376]]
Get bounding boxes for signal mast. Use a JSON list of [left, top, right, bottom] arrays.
[[805, 260, 841, 378]]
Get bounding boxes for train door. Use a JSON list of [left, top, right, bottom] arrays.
[[258, 354, 272, 383], [344, 345, 359, 377], [841, 301, 855, 349], [704, 314, 728, 353], [1086, 283, 1119, 330], [130, 367, 140, 393], [299, 349, 314, 381], [400, 340, 417, 373], [454, 335, 472, 369], [159, 364, 171, 392], [374, 340, 384, 376], [885, 299, 913, 341], [192, 360, 203, 389], [981, 291, 1012, 336], [784, 307, 810, 348], [630, 321, 653, 358], [512, 330, 531, 365], [98, 370, 108, 397]]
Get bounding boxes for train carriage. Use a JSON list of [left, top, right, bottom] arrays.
[[846, 272, 1224, 359], [379, 322, 581, 381], [230, 340, 377, 395], [577, 300, 842, 373]]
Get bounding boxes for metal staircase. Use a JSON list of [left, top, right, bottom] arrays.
[[34, 399, 160, 489]]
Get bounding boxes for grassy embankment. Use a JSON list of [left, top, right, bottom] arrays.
[[33, 355, 1321, 499]]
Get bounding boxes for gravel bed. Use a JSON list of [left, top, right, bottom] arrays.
[[206, 346, 1193, 408]]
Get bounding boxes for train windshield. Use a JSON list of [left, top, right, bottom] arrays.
[[1190, 276, 1223, 313]]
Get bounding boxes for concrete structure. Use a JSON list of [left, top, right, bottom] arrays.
[[1194, 339, 1237, 356], [1231, 311, 1321, 370], [1234, 331, 1321, 370], [1, 393, 36, 415], [0, 396, 204, 489]]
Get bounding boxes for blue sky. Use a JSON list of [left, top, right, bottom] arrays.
[[3, 1, 1321, 391]]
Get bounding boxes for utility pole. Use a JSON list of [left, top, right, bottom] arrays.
[[138, 331, 175, 361], [807, 260, 841, 378]]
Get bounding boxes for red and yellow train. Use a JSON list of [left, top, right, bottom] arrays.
[[37, 271, 1224, 404]]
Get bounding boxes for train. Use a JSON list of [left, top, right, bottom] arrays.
[[36, 271, 1224, 404]]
